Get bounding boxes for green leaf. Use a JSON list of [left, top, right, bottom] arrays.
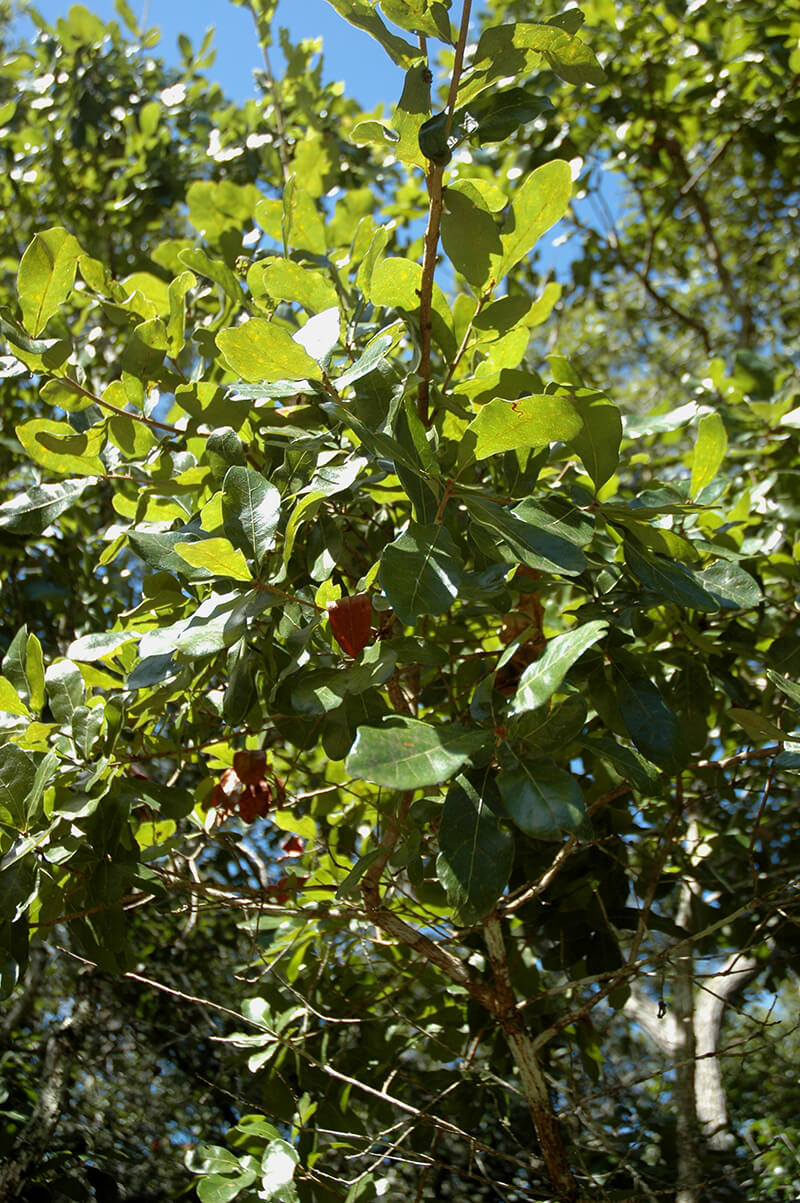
[[260, 1139, 299, 1191], [457, 87, 551, 145], [392, 64, 431, 167], [690, 412, 727, 498], [178, 248, 243, 305], [0, 677, 29, 717], [16, 418, 105, 476], [217, 318, 322, 383], [367, 258, 456, 360], [221, 466, 281, 567], [45, 659, 84, 723], [379, 0, 451, 40], [497, 752, 586, 840], [68, 631, 138, 662], [25, 635, 45, 714], [567, 396, 623, 488], [465, 394, 583, 460], [507, 694, 587, 751], [467, 497, 587, 575], [174, 539, 253, 582], [282, 175, 327, 255], [441, 185, 502, 289], [346, 717, 486, 789], [437, 776, 514, 921], [197, 1175, 249, 1203], [624, 540, 719, 612], [322, 0, 421, 66], [247, 259, 337, 314], [490, 160, 573, 284], [728, 708, 785, 742], [0, 744, 36, 827], [18, 227, 82, 336], [581, 736, 661, 794], [128, 528, 216, 581], [0, 479, 94, 534], [613, 665, 688, 773], [510, 622, 608, 714], [697, 561, 761, 611], [379, 522, 463, 625]]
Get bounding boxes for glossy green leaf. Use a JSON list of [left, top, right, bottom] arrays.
[[392, 64, 431, 167], [581, 736, 661, 794], [128, 528, 216, 581], [0, 478, 94, 534], [221, 466, 281, 566], [379, 522, 463, 625], [497, 752, 586, 840], [346, 718, 486, 789], [697, 560, 761, 610], [379, 0, 451, 40], [690, 412, 728, 497], [247, 259, 337, 314], [174, 538, 253, 582], [217, 318, 322, 383], [458, 87, 551, 145], [465, 394, 583, 460], [436, 776, 514, 921], [18, 227, 82, 336], [44, 659, 84, 724], [511, 622, 607, 714]]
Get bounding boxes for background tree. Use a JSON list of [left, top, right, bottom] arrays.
[[1, 1, 799, 1201]]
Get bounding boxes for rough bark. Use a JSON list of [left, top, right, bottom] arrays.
[[484, 916, 585, 1202]]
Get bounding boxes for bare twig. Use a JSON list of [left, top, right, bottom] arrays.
[[416, 0, 472, 425]]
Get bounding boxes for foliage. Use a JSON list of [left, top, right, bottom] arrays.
[[1, 1, 799, 1200]]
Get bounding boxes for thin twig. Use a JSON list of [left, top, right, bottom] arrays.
[[416, 0, 473, 425]]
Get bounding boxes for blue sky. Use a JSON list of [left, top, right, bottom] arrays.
[[20, 0, 398, 109]]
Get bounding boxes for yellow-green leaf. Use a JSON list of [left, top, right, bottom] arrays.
[[173, 538, 253, 581], [465, 395, 583, 461], [690, 412, 727, 497], [18, 227, 82, 336], [16, 418, 106, 476], [216, 318, 322, 383], [491, 160, 572, 285]]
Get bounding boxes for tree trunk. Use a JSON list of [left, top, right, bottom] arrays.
[[0, 986, 94, 1201], [694, 953, 758, 1150]]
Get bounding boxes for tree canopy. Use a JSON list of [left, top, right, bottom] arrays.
[[1, 1, 799, 1201]]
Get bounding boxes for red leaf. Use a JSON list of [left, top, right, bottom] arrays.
[[233, 749, 267, 785], [328, 593, 372, 657]]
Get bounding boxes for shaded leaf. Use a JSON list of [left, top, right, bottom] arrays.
[[497, 751, 586, 840], [379, 522, 462, 625], [437, 775, 514, 921]]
